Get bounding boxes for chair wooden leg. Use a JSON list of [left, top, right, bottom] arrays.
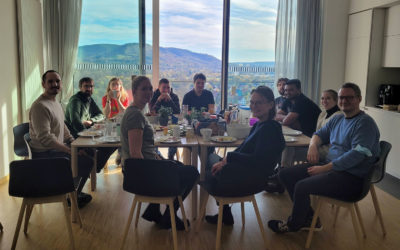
[[333, 206, 340, 227], [350, 204, 363, 249], [370, 185, 386, 236], [90, 166, 97, 192], [62, 199, 76, 250], [168, 200, 179, 250], [176, 148, 180, 161], [305, 199, 322, 248], [216, 200, 225, 250], [178, 196, 189, 231], [11, 199, 27, 250], [354, 203, 366, 238], [23, 204, 34, 233], [241, 202, 245, 227], [120, 197, 138, 250], [135, 202, 142, 228], [196, 193, 209, 232], [251, 196, 268, 250], [70, 192, 83, 228]]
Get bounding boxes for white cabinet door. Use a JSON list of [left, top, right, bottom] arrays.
[[383, 5, 400, 67], [344, 10, 372, 106]]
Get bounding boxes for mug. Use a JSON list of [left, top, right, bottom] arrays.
[[200, 128, 212, 141], [112, 90, 119, 98], [172, 125, 180, 138]]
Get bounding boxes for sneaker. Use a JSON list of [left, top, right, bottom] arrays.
[[300, 217, 323, 231], [205, 206, 234, 225], [264, 180, 285, 194], [142, 205, 162, 224], [77, 192, 92, 209], [268, 220, 294, 233]]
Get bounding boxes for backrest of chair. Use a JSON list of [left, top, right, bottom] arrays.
[[13, 123, 30, 157], [123, 158, 180, 197], [23, 133, 32, 159], [9, 158, 75, 198], [371, 141, 392, 184]]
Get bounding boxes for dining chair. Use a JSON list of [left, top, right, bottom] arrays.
[[23, 133, 32, 159], [120, 158, 189, 250], [196, 182, 268, 250], [305, 141, 391, 248], [13, 122, 30, 159], [9, 158, 82, 250]]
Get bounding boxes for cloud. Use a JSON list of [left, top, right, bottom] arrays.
[[79, 0, 278, 61]]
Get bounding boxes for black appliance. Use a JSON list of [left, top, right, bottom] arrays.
[[378, 84, 400, 105]]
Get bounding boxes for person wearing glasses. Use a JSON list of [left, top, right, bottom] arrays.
[[268, 83, 380, 233], [203, 86, 285, 225]]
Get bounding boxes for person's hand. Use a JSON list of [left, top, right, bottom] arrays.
[[307, 164, 331, 176], [307, 145, 319, 164], [211, 157, 227, 176], [83, 120, 93, 128], [108, 91, 114, 100]]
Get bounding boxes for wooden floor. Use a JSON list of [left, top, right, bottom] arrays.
[[1, 163, 400, 250]]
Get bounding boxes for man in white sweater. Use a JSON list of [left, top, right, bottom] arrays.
[[29, 70, 93, 208]]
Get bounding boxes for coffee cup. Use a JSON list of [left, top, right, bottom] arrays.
[[172, 125, 180, 138], [200, 128, 212, 141]]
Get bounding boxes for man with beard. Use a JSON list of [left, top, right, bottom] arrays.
[[29, 70, 93, 208], [275, 77, 289, 110], [65, 77, 117, 173]]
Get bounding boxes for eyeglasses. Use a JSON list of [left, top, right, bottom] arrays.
[[338, 95, 356, 101]]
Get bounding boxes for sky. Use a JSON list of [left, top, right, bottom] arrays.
[[79, 0, 278, 62]]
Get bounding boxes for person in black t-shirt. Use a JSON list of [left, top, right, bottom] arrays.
[[275, 77, 289, 111], [182, 73, 215, 112], [276, 79, 321, 137]]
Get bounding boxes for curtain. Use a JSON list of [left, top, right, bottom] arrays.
[[42, 0, 82, 105], [275, 0, 324, 102]]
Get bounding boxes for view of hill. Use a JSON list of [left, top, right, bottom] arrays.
[[77, 43, 274, 72]]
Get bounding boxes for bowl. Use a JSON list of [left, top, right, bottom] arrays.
[[226, 124, 251, 139], [146, 115, 159, 124]]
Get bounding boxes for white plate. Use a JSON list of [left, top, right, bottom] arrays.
[[78, 130, 103, 137], [211, 136, 237, 143], [282, 128, 302, 136], [284, 136, 298, 142], [95, 136, 120, 143], [155, 136, 181, 143]]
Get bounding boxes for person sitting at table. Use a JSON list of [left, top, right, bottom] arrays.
[[102, 77, 129, 119], [275, 79, 321, 137], [120, 75, 199, 230], [204, 86, 285, 225], [29, 70, 93, 208], [150, 78, 180, 114], [65, 77, 117, 173], [275, 77, 289, 111], [149, 78, 181, 160], [182, 73, 215, 113], [268, 82, 380, 233], [315, 89, 342, 161], [265, 89, 342, 193]]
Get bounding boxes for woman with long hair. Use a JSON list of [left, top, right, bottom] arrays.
[[102, 77, 129, 119], [120, 76, 199, 230]]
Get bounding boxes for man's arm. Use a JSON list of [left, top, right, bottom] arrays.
[[307, 134, 323, 164], [171, 94, 180, 114], [282, 112, 299, 126], [66, 99, 86, 132]]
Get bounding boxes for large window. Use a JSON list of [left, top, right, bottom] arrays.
[[74, 0, 277, 110], [227, 0, 278, 106], [159, 0, 223, 111]]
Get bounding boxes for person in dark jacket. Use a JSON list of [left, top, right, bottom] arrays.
[[65, 77, 116, 172], [204, 86, 285, 225], [149, 78, 180, 114]]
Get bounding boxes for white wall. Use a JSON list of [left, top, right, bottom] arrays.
[[319, 0, 349, 93], [349, 0, 400, 13], [0, 0, 21, 179]]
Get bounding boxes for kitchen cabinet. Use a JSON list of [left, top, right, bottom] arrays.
[[383, 5, 400, 67]]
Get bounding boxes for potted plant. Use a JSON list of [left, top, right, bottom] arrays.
[[158, 106, 172, 126]]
